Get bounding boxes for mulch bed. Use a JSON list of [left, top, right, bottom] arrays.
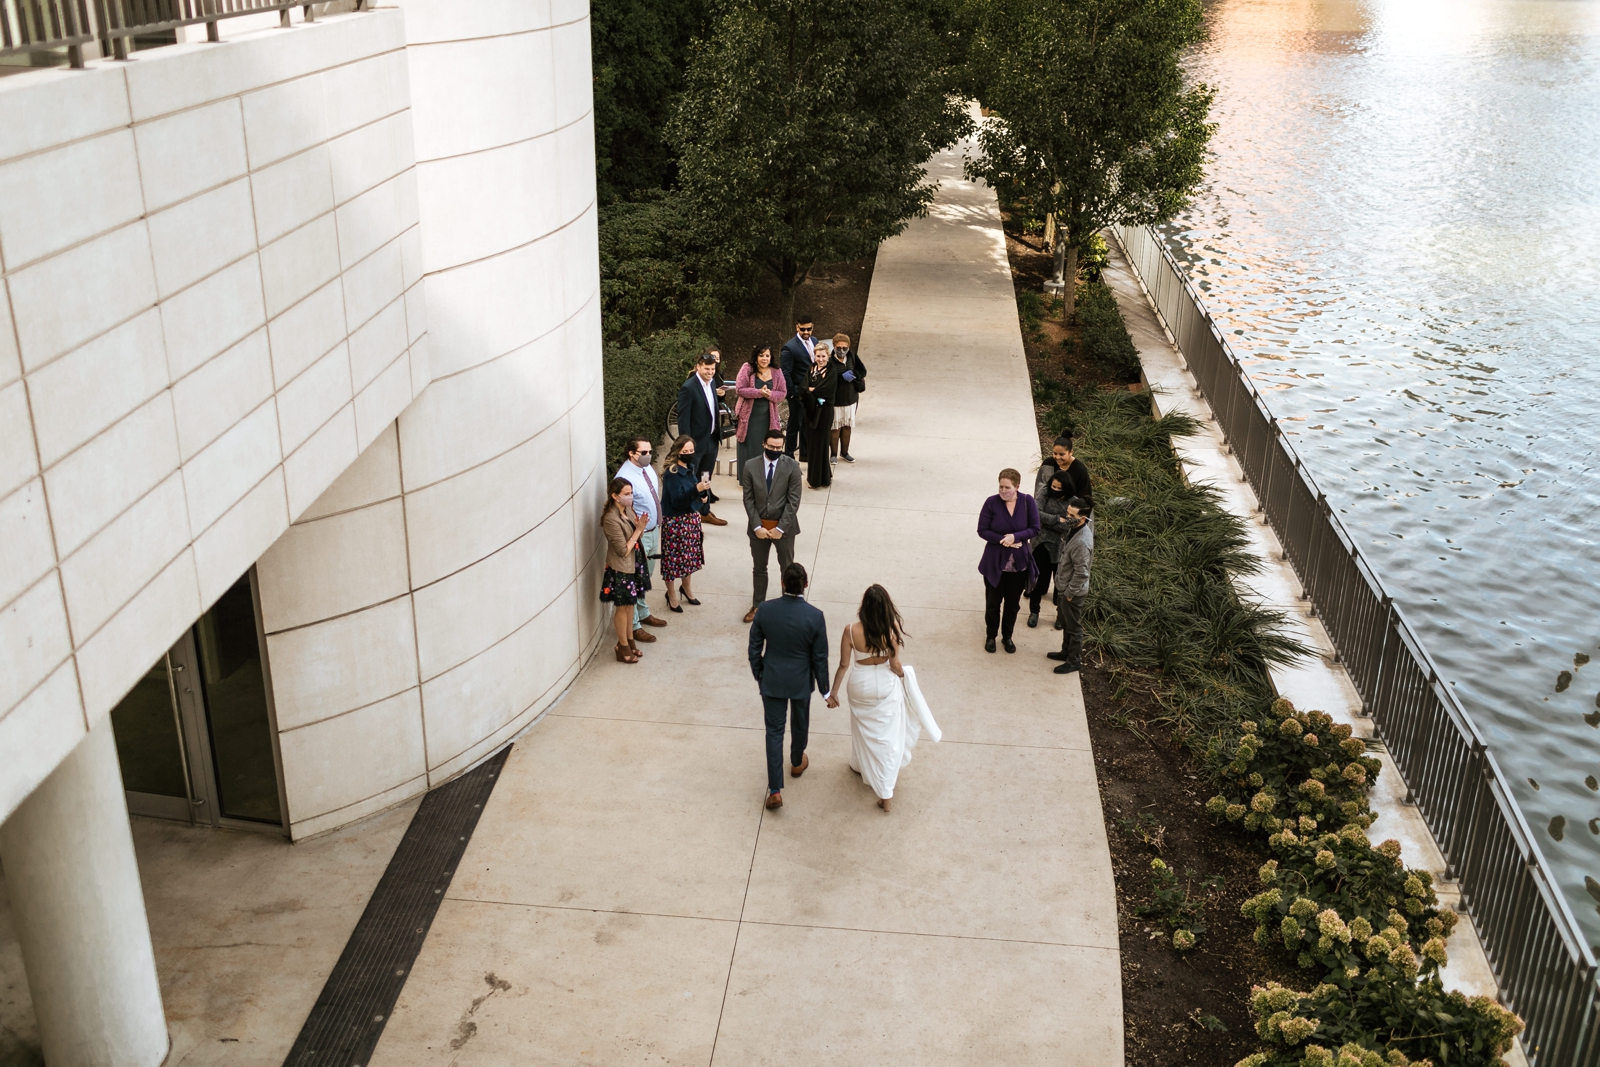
[[1082, 662, 1302, 1066], [715, 253, 877, 360], [1002, 212, 1300, 1066]]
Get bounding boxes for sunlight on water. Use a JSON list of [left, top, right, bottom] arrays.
[[1166, 0, 1600, 943]]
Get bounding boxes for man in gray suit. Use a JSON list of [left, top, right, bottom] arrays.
[[741, 426, 803, 624], [748, 562, 830, 809]]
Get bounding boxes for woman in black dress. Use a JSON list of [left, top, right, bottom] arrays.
[[659, 435, 709, 610], [804, 341, 840, 488]]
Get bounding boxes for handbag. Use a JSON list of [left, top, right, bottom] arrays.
[[850, 356, 865, 392]]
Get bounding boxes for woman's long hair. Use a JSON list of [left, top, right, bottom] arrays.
[[664, 434, 695, 469], [858, 584, 907, 655], [606, 476, 632, 513]]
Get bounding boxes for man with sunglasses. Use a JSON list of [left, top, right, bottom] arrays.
[[779, 315, 816, 457], [615, 438, 669, 642]]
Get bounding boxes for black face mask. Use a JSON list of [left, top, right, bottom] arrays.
[[764, 447, 783, 461]]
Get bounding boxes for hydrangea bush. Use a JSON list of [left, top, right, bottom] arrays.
[[1207, 700, 1523, 1067]]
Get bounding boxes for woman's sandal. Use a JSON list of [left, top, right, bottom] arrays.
[[615, 642, 641, 663]]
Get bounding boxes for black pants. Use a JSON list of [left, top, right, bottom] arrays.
[[785, 397, 807, 456], [694, 434, 717, 487], [984, 572, 1028, 640], [1058, 595, 1083, 665], [763, 695, 810, 794], [749, 530, 796, 604], [1027, 546, 1055, 612]]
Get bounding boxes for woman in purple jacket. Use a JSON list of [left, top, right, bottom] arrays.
[[977, 467, 1041, 654]]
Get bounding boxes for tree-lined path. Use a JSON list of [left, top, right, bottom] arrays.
[[371, 139, 1122, 1066]]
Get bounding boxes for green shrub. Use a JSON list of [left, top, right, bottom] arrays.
[[599, 193, 727, 345], [1240, 969, 1522, 1067], [1077, 278, 1140, 382], [1207, 698, 1382, 833], [1138, 857, 1224, 950], [602, 327, 707, 465]]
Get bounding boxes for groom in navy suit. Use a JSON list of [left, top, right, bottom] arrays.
[[748, 562, 830, 809]]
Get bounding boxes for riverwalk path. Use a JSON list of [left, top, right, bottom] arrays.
[[368, 142, 1123, 1064]]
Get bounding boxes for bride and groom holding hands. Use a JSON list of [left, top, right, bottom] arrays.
[[747, 563, 940, 812]]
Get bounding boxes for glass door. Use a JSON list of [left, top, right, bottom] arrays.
[[109, 571, 286, 832]]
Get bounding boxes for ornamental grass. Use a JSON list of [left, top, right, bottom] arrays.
[[1062, 386, 1523, 1067]]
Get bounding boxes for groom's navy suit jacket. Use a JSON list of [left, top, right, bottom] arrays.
[[748, 594, 830, 700]]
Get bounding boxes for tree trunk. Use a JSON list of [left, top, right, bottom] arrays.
[[776, 256, 798, 339], [1062, 243, 1079, 322]]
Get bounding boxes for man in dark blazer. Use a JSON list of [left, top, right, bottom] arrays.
[[748, 562, 830, 809], [740, 427, 803, 623], [676, 351, 728, 524], [779, 314, 815, 457]]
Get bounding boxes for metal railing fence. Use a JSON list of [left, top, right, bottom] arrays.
[[2, 0, 363, 67], [1111, 223, 1600, 1066]]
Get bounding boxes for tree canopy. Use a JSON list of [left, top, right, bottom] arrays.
[[967, 0, 1214, 315], [668, 0, 970, 331]]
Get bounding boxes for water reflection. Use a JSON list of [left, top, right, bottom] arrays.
[[1172, 0, 1600, 942]]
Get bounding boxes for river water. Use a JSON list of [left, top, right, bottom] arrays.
[[1166, 0, 1600, 943]]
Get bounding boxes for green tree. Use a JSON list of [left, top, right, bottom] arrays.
[[591, 0, 710, 204], [967, 0, 1214, 318], [668, 0, 970, 332]]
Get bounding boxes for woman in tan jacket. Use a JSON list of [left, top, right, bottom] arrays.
[[601, 476, 650, 663]]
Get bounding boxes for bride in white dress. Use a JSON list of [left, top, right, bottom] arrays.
[[826, 585, 940, 812]]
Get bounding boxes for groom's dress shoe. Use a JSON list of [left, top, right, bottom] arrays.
[[743, 606, 758, 623], [765, 791, 783, 809], [791, 753, 809, 778]]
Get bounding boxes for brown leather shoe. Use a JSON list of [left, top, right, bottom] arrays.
[[703, 511, 729, 526], [790, 753, 809, 778], [765, 791, 783, 810], [641, 614, 667, 628], [632, 628, 657, 643], [743, 606, 758, 623]]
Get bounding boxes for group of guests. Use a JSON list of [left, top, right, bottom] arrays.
[[602, 435, 716, 661], [597, 317, 868, 663], [976, 434, 1095, 674], [772, 313, 867, 489]]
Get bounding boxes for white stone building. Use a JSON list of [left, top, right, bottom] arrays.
[[0, 2, 606, 1062]]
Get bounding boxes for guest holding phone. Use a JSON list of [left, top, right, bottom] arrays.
[[830, 333, 865, 462], [660, 435, 710, 611]]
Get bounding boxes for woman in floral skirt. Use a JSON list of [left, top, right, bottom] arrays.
[[600, 476, 650, 663], [660, 434, 710, 610]]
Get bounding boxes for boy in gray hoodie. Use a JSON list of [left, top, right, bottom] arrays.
[[1047, 497, 1093, 674]]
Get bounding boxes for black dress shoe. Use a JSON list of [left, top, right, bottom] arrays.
[[1053, 661, 1081, 675], [984, 637, 997, 654], [1047, 651, 1069, 661], [1002, 638, 1016, 654], [668, 603, 684, 613], [682, 596, 701, 606], [1027, 611, 1039, 628]]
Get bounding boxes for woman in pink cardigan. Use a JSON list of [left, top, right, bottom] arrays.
[[734, 345, 788, 475]]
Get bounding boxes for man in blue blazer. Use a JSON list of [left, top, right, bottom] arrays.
[[676, 351, 728, 524], [778, 314, 815, 457], [748, 562, 830, 809]]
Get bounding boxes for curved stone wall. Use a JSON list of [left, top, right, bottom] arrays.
[[256, 0, 607, 838]]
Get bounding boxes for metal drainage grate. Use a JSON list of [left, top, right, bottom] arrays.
[[282, 745, 512, 1067]]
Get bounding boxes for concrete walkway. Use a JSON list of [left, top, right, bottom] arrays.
[[368, 144, 1123, 1065]]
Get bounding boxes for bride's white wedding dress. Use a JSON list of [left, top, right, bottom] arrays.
[[846, 651, 941, 800]]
